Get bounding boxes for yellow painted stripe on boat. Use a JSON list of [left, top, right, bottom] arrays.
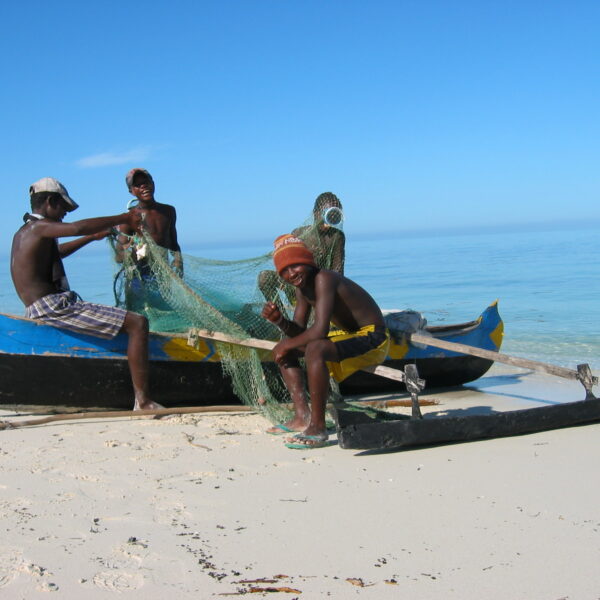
[[489, 321, 504, 351], [162, 338, 221, 362]]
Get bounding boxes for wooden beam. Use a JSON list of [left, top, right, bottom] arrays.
[[0, 405, 253, 431]]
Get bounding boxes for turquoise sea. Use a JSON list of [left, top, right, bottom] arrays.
[[1, 224, 598, 373]]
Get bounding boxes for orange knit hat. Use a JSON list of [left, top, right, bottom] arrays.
[[273, 234, 316, 274]]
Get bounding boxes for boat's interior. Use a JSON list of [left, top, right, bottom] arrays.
[[426, 319, 480, 335]]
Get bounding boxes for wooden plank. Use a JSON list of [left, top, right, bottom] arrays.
[[190, 328, 412, 383], [0, 405, 253, 431], [190, 329, 276, 351], [361, 364, 405, 383]]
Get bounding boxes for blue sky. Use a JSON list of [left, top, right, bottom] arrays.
[[2, 0, 599, 249]]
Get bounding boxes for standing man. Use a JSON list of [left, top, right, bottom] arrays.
[[114, 168, 182, 314], [117, 168, 182, 275], [11, 177, 163, 411]]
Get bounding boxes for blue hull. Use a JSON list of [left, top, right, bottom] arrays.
[[0, 303, 503, 408]]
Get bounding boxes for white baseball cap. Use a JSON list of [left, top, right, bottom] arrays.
[[29, 177, 79, 211]]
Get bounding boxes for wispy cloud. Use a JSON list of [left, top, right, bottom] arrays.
[[75, 146, 152, 168]]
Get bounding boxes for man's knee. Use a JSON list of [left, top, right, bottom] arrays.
[[305, 339, 335, 363], [123, 311, 149, 335]]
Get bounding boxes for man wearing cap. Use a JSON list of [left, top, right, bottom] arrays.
[[11, 177, 163, 412], [261, 234, 389, 449], [117, 168, 182, 275]]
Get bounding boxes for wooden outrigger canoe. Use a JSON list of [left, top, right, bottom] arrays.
[[0, 303, 503, 409]]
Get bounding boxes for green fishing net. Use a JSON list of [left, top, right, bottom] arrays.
[[109, 203, 345, 422]]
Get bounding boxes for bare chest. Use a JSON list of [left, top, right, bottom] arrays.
[[140, 210, 172, 244]]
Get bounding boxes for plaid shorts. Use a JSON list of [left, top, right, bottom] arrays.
[[26, 291, 127, 339], [326, 325, 390, 382]]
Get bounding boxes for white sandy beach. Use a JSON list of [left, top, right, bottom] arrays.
[[1, 364, 599, 599]]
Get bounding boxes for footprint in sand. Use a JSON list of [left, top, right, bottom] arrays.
[[92, 571, 144, 591], [36, 581, 59, 592], [68, 473, 102, 483], [153, 500, 190, 525], [104, 440, 131, 448], [113, 540, 149, 566], [54, 492, 76, 503], [0, 547, 23, 588]]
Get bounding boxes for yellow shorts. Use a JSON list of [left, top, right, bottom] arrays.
[[326, 325, 390, 382]]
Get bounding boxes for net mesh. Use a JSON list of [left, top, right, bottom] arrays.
[[109, 206, 345, 423]]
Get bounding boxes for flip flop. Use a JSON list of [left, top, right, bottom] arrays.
[[285, 433, 329, 450], [266, 423, 295, 435]]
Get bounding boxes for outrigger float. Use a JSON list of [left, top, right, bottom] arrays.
[[332, 352, 599, 452]]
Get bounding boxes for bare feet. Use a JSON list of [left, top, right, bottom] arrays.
[[133, 399, 165, 411]]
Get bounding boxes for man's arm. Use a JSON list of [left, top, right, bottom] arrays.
[[58, 230, 110, 258], [113, 222, 136, 264], [271, 272, 338, 363], [168, 206, 181, 252], [35, 213, 138, 240], [262, 291, 309, 339], [329, 231, 345, 274], [168, 207, 183, 274]]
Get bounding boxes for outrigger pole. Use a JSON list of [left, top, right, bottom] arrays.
[[409, 333, 597, 400], [189, 328, 597, 398]]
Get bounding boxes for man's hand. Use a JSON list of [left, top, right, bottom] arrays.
[[90, 228, 111, 241], [261, 301, 283, 325], [272, 339, 293, 365], [125, 209, 143, 231], [171, 251, 184, 277]]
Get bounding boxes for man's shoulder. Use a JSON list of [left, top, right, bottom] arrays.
[[145, 202, 176, 220], [323, 228, 345, 243], [12, 222, 54, 258], [153, 201, 176, 211], [314, 268, 340, 286], [291, 225, 309, 236], [318, 268, 357, 291], [16, 219, 50, 237]]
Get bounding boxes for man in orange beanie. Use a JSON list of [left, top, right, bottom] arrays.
[[262, 234, 390, 449]]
